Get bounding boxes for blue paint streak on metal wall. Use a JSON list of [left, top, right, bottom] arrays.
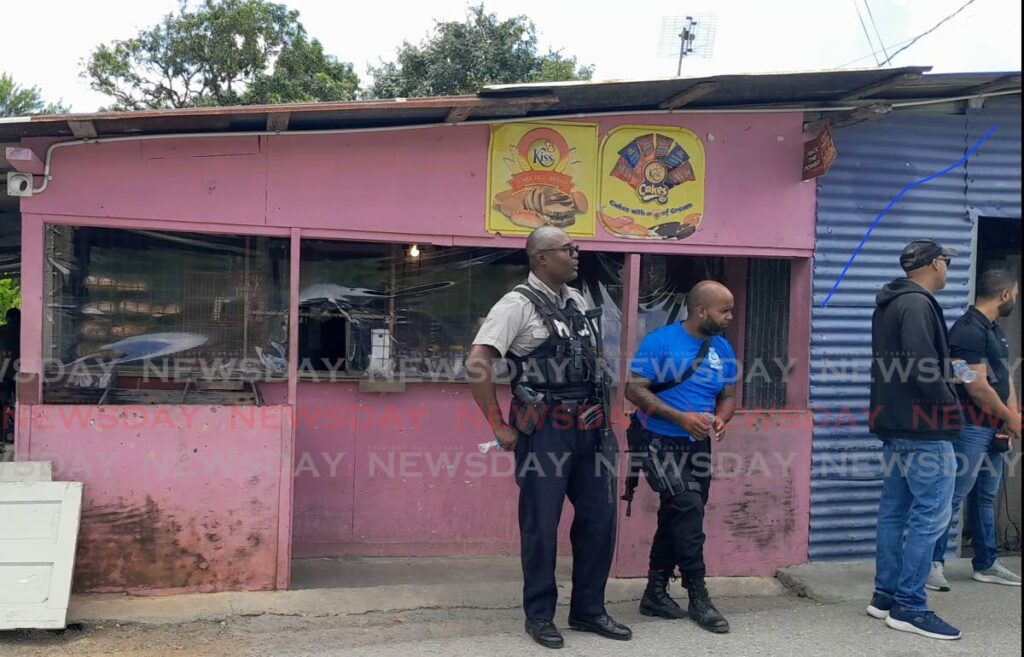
[[810, 112, 974, 561]]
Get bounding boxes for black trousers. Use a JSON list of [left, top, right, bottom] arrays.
[[514, 409, 617, 622], [647, 437, 712, 578]]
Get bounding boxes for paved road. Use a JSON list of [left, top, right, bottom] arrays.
[[3, 576, 1020, 657]]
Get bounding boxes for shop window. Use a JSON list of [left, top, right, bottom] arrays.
[[636, 255, 791, 409], [298, 240, 623, 379], [742, 258, 791, 409], [43, 226, 289, 404], [637, 255, 725, 338]]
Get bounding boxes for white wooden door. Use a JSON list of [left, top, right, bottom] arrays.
[[0, 481, 83, 630]]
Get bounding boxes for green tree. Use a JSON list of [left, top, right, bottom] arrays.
[[246, 36, 359, 104], [0, 279, 19, 324], [368, 5, 593, 99], [0, 72, 69, 116], [83, 0, 360, 110]]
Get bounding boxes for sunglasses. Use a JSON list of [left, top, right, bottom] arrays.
[[537, 243, 580, 257]]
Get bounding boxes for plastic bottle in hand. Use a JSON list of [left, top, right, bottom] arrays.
[[952, 360, 976, 384], [478, 439, 501, 454], [702, 412, 718, 441]]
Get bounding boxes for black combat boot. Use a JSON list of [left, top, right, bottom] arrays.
[[683, 573, 730, 633], [639, 569, 687, 619]]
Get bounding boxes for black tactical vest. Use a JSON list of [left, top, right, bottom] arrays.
[[507, 284, 598, 400]]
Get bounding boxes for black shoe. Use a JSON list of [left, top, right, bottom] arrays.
[[567, 613, 633, 641], [525, 619, 564, 649], [684, 574, 730, 634], [640, 569, 687, 619]]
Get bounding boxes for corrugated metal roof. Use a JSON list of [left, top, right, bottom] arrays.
[[0, 67, 1019, 140]]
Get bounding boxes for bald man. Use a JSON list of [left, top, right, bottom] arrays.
[[624, 280, 738, 634], [468, 226, 631, 649]]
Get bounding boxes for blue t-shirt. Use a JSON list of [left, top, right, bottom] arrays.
[[630, 324, 737, 439]]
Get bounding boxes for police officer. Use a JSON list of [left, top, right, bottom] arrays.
[[624, 280, 737, 634], [467, 226, 631, 649]]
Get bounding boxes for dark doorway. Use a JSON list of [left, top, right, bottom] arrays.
[[967, 217, 1022, 555]]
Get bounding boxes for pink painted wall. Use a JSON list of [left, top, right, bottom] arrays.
[[22, 113, 815, 256], [261, 381, 578, 559], [14, 112, 816, 589], [262, 382, 809, 576], [20, 404, 291, 594], [615, 412, 813, 577]]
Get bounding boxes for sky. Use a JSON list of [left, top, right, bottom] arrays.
[[2, 0, 1020, 112]]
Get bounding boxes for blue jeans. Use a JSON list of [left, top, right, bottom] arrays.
[[874, 438, 955, 611], [932, 424, 1005, 571]]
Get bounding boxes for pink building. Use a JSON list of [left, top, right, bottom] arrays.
[[0, 68, 993, 595]]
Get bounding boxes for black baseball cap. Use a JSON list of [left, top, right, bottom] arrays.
[[900, 239, 957, 271]]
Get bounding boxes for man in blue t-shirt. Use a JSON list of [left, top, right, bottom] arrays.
[[625, 280, 737, 634]]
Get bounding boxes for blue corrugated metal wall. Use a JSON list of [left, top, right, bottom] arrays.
[[967, 96, 1021, 220], [808, 97, 1022, 561]]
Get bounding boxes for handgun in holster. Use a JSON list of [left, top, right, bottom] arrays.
[[512, 384, 546, 436], [646, 437, 677, 495], [622, 414, 702, 516], [647, 437, 704, 501]]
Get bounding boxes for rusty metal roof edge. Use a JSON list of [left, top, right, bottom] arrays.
[[479, 65, 932, 92], [1, 67, 1019, 140], [17, 94, 488, 124], [21, 66, 936, 122]]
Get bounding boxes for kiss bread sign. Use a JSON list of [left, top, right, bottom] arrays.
[[486, 122, 598, 237]]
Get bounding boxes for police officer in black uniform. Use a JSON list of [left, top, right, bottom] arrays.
[[467, 226, 631, 649]]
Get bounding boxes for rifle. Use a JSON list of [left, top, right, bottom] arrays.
[[584, 308, 618, 505], [622, 417, 643, 517]]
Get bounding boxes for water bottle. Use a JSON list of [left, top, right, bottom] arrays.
[[702, 412, 718, 441], [952, 360, 976, 384], [478, 439, 502, 454]]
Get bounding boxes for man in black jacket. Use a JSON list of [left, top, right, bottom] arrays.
[[866, 239, 964, 641]]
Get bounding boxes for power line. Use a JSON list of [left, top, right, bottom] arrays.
[[834, 0, 982, 70], [879, 0, 980, 66], [863, 0, 891, 66], [852, 0, 882, 66], [834, 34, 921, 69]]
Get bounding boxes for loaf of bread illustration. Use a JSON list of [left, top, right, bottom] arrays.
[[493, 185, 589, 229]]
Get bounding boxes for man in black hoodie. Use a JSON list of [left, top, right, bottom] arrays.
[[866, 239, 964, 641]]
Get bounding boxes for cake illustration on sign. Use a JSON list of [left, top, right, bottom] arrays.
[[491, 127, 590, 230], [598, 128, 705, 240]]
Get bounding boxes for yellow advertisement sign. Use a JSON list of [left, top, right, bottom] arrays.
[[486, 122, 597, 236], [598, 126, 706, 240]]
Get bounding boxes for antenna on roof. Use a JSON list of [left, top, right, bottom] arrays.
[[658, 15, 717, 77]]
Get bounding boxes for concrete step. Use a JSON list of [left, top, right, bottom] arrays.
[[69, 556, 785, 625], [778, 556, 1022, 603]]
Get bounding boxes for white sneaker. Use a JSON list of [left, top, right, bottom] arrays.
[[972, 561, 1022, 586], [925, 561, 950, 592]]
